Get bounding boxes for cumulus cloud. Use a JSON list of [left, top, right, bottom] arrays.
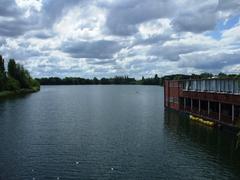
[[218, 0, 240, 18], [179, 49, 240, 70], [0, 0, 239, 78], [0, 0, 22, 17], [105, 0, 175, 36], [171, 0, 218, 33], [30, 30, 56, 39], [40, 0, 85, 27], [61, 40, 122, 59], [0, 0, 85, 37]]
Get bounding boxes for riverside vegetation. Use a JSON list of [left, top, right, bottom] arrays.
[[0, 55, 40, 98], [37, 73, 240, 86]]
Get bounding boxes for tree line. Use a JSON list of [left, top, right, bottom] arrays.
[[37, 72, 240, 86], [2, 54, 239, 89], [36, 74, 162, 85], [162, 72, 240, 81], [0, 55, 40, 92]]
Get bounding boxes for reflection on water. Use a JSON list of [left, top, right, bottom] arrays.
[[0, 86, 240, 179], [164, 109, 240, 179]]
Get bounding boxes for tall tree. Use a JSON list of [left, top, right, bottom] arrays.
[[0, 55, 5, 74], [0, 55, 6, 91], [8, 59, 17, 79], [154, 74, 160, 85]]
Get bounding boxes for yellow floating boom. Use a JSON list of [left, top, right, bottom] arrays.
[[189, 115, 215, 127]]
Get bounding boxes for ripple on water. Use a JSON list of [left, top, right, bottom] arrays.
[[0, 86, 240, 179]]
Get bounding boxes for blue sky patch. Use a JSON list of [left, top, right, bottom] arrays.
[[206, 15, 240, 40]]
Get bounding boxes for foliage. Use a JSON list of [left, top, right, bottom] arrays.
[[0, 55, 6, 91], [141, 74, 161, 85], [36, 72, 240, 86], [0, 55, 40, 92], [37, 76, 138, 85], [8, 59, 17, 79], [5, 76, 20, 91]]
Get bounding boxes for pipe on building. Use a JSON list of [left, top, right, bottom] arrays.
[[208, 101, 210, 115], [219, 102, 221, 121], [232, 104, 235, 124]]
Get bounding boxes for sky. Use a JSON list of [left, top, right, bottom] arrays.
[[0, 0, 240, 78]]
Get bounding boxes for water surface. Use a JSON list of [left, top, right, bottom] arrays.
[[0, 85, 240, 179]]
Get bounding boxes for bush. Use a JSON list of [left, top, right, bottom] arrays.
[[6, 76, 20, 91], [30, 78, 40, 89]]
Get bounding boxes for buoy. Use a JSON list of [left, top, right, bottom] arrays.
[[190, 115, 214, 127]]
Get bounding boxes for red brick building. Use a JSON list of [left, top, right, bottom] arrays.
[[164, 79, 240, 128]]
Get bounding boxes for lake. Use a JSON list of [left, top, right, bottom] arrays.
[[0, 85, 240, 179]]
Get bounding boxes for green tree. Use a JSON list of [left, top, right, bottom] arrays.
[[0, 55, 5, 74], [93, 77, 99, 84], [8, 59, 17, 78], [6, 76, 20, 91], [218, 72, 227, 79], [154, 74, 160, 85], [200, 72, 213, 79], [7, 59, 39, 89], [16, 65, 31, 88], [0, 55, 6, 91]]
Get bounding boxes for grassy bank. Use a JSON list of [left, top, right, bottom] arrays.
[[0, 87, 40, 99]]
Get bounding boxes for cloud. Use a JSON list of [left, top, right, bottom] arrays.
[[0, 0, 22, 17], [0, 0, 34, 37], [61, 40, 122, 59], [0, 18, 35, 37], [179, 49, 240, 71], [105, 0, 175, 36], [218, 0, 240, 18], [0, 0, 240, 78], [171, 0, 218, 33], [148, 35, 217, 61], [40, 0, 85, 27], [29, 30, 56, 39], [0, 39, 48, 62], [0, 0, 85, 37]]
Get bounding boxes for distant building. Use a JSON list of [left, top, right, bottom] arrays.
[[164, 79, 240, 129]]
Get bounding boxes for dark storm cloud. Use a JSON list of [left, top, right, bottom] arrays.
[[61, 40, 122, 59], [105, 0, 175, 36]]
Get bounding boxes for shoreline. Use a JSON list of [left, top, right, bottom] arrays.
[[0, 87, 40, 99], [39, 84, 163, 86]]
